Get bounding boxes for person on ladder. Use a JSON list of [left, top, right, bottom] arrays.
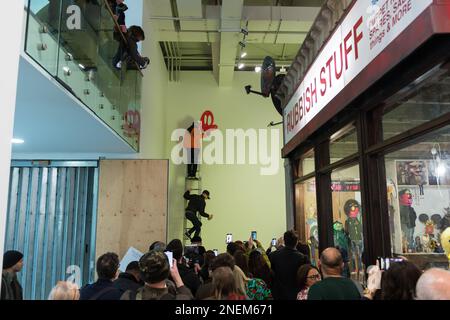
[[184, 189, 213, 240]]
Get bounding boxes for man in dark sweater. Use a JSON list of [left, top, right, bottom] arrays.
[[114, 261, 143, 294], [112, 26, 150, 70], [307, 247, 361, 300], [269, 230, 309, 300], [184, 189, 213, 239], [80, 252, 122, 300]]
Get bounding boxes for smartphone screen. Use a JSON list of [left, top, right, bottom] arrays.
[[271, 238, 277, 246], [226, 233, 233, 244], [251, 231, 257, 241], [213, 249, 218, 256], [165, 251, 173, 268]]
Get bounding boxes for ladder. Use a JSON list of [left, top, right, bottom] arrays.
[[183, 166, 202, 245]]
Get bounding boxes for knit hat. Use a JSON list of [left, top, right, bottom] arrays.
[[3, 250, 23, 269], [139, 251, 170, 284]]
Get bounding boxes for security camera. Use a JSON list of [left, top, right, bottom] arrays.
[[245, 85, 252, 94]]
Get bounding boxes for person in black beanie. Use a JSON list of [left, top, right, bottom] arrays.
[[1, 250, 24, 300]]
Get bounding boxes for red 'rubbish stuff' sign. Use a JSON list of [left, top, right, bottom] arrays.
[[283, 0, 432, 145]]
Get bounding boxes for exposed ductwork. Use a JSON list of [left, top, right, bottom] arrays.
[[147, 1, 322, 85]]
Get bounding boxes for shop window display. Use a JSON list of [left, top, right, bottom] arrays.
[[385, 125, 450, 260], [329, 125, 358, 164], [382, 71, 450, 141], [295, 178, 319, 266], [293, 148, 315, 179], [331, 165, 364, 280]]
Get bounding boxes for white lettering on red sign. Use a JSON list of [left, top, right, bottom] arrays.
[[283, 0, 432, 145]]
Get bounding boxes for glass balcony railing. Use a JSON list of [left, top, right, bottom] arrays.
[[25, 0, 142, 151]]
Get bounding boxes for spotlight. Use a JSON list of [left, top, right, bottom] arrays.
[[238, 63, 245, 69], [241, 51, 247, 58], [241, 28, 249, 36], [239, 41, 246, 48], [255, 66, 261, 73]]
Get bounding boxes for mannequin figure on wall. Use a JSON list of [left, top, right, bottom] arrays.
[[399, 189, 417, 252], [184, 121, 202, 179], [344, 199, 363, 274]]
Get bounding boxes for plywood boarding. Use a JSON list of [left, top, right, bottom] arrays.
[[96, 160, 168, 259]]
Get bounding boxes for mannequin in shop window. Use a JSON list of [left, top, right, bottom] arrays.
[[333, 221, 350, 278], [344, 199, 363, 275], [418, 214, 443, 253], [399, 189, 417, 252]]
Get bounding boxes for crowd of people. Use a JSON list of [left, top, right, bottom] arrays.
[[2, 230, 450, 301]]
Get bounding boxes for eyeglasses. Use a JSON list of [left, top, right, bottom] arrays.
[[307, 274, 321, 280]]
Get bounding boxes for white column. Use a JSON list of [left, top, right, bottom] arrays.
[[0, 1, 24, 283]]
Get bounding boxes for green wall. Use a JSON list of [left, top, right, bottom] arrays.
[[138, 10, 287, 250], [164, 71, 287, 252], [138, 2, 168, 159]]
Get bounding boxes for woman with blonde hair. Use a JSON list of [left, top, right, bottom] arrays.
[[48, 281, 80, 300], [209, 267, 245, 300], [233, 265, 272, 300]]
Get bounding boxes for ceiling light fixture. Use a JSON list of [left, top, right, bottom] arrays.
[[12, 138, 24, 144], [255, 66, 262, 73], [238, 63, 245, 69], [241, 51, 247, 58]]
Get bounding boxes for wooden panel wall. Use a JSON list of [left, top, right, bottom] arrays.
[[96, 160, 168, 259]]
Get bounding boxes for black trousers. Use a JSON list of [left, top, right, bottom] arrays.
[[187, 148, 200, 177], [185, 211, 202, 238]]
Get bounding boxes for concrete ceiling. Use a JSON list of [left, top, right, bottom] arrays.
[[148, 0, 324, 86], [12, 55, 135, 156]]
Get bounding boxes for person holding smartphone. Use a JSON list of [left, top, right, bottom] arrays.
[[121, 251, 193, 300], [184, 189, 213, 240]]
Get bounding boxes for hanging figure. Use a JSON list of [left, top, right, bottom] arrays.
[[112, 26, 150, 70], [184, 121, 203, 179], [399, 189, 417, 252], [184, 189, 213, 240], [343, 199, 363, 275]]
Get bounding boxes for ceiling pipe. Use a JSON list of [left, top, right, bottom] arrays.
[[158, 28, 308, 35]]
